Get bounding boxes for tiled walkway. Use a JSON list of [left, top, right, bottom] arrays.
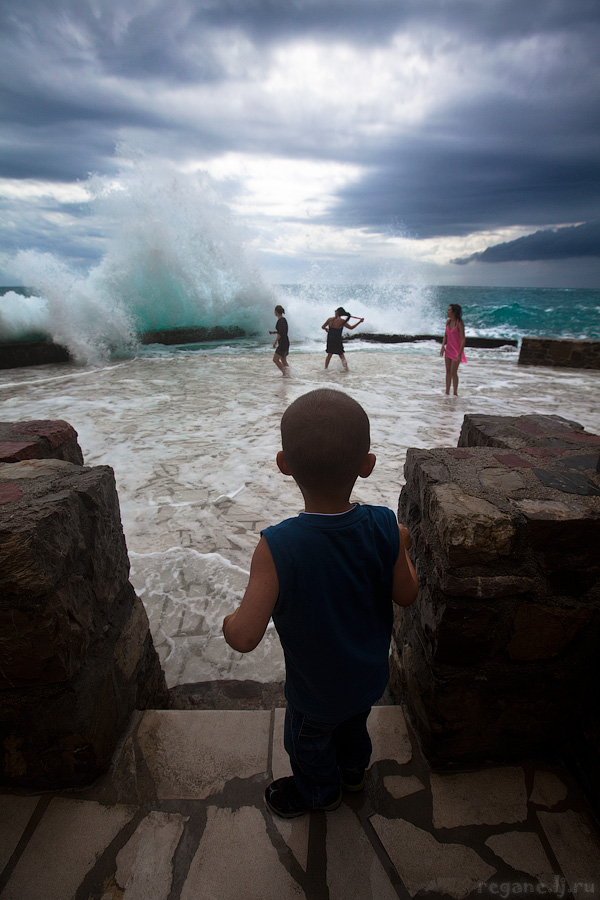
[[1, 707, 600, 900]]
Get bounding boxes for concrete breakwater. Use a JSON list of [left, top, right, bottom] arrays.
[[0, 327, 247, 369], [518, 336, 600, 369], [10, 331, 600, 372], [346, 333, 518, 348], [0, 340, 71, 369], [1, 329, 517, 369]]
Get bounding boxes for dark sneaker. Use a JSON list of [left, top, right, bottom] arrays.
[[265, 777, 342, 819], [340, 766, 365, 792]]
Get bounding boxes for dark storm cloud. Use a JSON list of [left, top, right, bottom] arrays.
[[0, 0, 229, 181], [452, 222, 600, 264], [327, 129, 600, 239], [1, 0, 600, 268], [327, 61, 600, 240], [199, 0, 600, 46]]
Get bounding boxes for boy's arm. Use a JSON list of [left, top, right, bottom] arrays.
[[392, 524, 419, 608], [223, 536, 279, 653]]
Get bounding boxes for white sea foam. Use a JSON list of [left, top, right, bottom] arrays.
[[2, 158, 278, 362], [2, 345, 599, 687]]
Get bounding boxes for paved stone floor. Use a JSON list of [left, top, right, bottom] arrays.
[[1, 706, 600, 900]]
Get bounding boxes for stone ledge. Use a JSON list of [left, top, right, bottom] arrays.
[[168, 680, 286, 710], [518, 337, 600, 369]]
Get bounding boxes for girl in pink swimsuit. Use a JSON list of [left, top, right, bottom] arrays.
[[440, 304, 467, 395]]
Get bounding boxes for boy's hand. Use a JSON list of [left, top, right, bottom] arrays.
[[393, 524, 418, 608], [222, 536, 279, 653], [399, 523, 412, 550]]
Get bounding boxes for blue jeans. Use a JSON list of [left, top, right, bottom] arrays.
[[283, 703, 372, 807]]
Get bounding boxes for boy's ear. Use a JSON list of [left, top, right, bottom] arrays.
[[276, 450, 292, 476], [358, 452, 376, 479]]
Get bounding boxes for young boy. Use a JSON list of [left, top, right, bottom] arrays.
[[222, 388, 418, 818]]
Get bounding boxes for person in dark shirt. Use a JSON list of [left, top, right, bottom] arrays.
[[269, 305, 290, 376]]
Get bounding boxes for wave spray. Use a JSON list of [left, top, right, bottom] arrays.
[[1, 157, 277, 363]]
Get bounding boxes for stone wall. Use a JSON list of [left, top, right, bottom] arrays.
[[0, 433, 167, 789], [518, 337, 600, 369], [394, 414, 600, 777]]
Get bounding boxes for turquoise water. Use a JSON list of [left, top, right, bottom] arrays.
[[278, 283, 600, 344], [435, 285, 600, 341]]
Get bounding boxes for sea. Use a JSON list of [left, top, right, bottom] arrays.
[[1, 171, 599, 688]]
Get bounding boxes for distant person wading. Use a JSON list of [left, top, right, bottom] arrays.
[[440, 303, 467, 395], [270, 305, 291, 377], [321, 308, 364, 371]]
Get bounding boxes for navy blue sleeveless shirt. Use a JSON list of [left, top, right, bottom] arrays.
[[262, 504, 399, 722]]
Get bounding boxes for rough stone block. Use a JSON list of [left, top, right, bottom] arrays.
[[458, 413, 598, 452], [0, 430, 167, 789], [0, 461, 131, 688], [0, 420, 83, 464], [430, 604, 498, 666], [507, 604, 594, 660], [428, 483, 514, 566], [438, 570, 535, 600], [0, 441, 41, 462], [394, 416, 600, 770], [0, 585, 167, 789], [514, 498, 600, 570]]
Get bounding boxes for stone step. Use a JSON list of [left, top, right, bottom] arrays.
[[2, 707, 600, 900]]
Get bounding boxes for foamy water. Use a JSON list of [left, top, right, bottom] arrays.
[[2, 342, 599, 687]]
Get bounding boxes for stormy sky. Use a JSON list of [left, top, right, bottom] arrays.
[[1, 0, 599, 287]]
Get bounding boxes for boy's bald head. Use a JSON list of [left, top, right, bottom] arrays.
[[280, 389, 370, 493]]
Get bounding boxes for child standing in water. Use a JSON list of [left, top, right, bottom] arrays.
[[269, 305, 290, 376], [440, 304, 467, 395], [223, 388, 418, 818], [322, 307, 364, 370]]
